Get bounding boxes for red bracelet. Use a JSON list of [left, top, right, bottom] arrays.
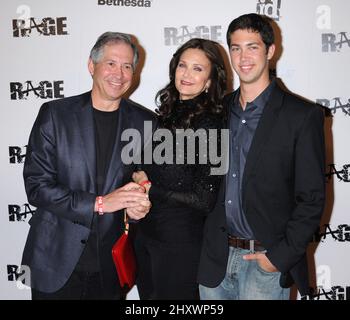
[[139, 180, 152, 188], [97, 196, 104, 215]]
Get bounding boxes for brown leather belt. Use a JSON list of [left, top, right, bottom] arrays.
[[228, 235, 265, 252]]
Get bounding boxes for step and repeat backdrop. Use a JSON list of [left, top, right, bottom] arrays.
[[1, 0, 349, 300]]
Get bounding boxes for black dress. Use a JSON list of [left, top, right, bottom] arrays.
[[135, 97, 223, 299]]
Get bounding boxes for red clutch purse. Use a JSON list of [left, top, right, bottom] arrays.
[[112, 210, 136, 291]]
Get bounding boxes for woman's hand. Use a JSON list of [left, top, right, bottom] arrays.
[[132, 171, 151, 194], [132, 171, 149, 184]]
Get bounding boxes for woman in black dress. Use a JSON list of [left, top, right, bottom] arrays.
[[133, 38, 227, 299]]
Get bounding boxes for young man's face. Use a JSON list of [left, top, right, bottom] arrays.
[[229, 29, 275, 86]]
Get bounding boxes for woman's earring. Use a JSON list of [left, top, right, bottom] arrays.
[[205, 87, 209, 93]]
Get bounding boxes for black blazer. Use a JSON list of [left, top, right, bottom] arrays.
[[198, 83, 325, 296], [22, 91, 156, 293]]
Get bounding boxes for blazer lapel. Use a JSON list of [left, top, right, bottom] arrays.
[[242, 84, 285, 187], [75, 92, 96, 187]]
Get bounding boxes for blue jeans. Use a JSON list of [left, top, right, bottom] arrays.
[[199, 246, 290, 300]]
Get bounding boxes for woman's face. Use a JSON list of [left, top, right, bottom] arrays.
[[175, 48, 212, 100]]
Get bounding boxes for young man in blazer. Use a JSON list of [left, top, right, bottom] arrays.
[[198, 14, 325, 299], [22, 32, 156, 299]]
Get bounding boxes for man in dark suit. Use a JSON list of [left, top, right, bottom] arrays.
[[22, 32, 156, 299], [198, 14, 325, 299]]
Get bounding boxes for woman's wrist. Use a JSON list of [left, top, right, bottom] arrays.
[[144, 183, 151, 194], [139, 180, 152, 193]]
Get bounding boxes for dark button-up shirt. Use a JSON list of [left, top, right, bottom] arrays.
[[225, 80, 275, 239]]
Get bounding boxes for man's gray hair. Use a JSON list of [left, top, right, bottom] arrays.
[[89, 32, 139, 69]]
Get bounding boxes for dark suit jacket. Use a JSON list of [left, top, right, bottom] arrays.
[[22, 91, 156, 293], [198, 83, 325, 296]]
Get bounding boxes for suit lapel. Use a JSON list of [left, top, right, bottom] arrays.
[[242, 84, 285, 187], [75, 92, 96, 187], [102, 99, 134, 194]]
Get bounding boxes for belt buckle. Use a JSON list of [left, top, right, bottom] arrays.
[[249, 240, 255, 254]]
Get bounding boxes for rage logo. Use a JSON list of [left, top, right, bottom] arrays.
[[312, 224, 350, 243], [8, 204, 36, 222], [325, 164, 350, 183], [322, 32, 350, 52], [9, 146, 27, 164], [317, 97, 350, 117], [302, 286, 350, 300], [164, 25, 222, 46], [7, 265, 31, 289], [10, 81, 64, 100], [13, 17, 68, 37]]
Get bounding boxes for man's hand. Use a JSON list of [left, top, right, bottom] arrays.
[[125, 201, 152, 220], [101, 182, 149, 213], [125, 178, 151, 220], [243, 252, 279, 273]]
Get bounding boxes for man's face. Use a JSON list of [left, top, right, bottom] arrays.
[[229, 29, 275, 86], [88, 42, 134, 104]]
